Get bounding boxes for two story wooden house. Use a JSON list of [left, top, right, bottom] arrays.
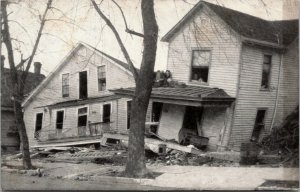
[[112, 1, 298, 151], [22, 42, 135, 147]]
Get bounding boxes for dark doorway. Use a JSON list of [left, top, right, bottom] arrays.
[[102, 104, 111, 123], [35, 113, 43, 139], [56, 111, 64, 129], [127, 100, 132, 129], [182, 106, 203, 135], [151, 102, 163, 122], [251, 109, 267, 142], [79, 71, 88, 99]]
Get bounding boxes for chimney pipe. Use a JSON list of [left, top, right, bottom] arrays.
[[34, 62, 42, 75]]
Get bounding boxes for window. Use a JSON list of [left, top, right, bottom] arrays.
[[127, 100, 132, 129], [261, 55, 272, 89], [102, 103, 111, 123], [56, 110, 64, 129], [35, 113, 43, 139], [190, 50, 211, 83], [98, 66, 106, 91], [151, 102, 163, 122], [62, 73, 69, 97], [77, 107, 88, 127], [251, 109, 267, 142]]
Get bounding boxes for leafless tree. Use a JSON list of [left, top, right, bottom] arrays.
[[91, 0, 158, 177], [1, 0, 53, 169]]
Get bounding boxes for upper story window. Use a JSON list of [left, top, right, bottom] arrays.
[[261, 55, 272, 89], [190, 50, 211, 83], [62, 73, 69, 97], [98, 66, 106, 91]]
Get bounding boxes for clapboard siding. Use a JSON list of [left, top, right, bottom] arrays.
[[274, 39, 299, 126], [229, 45, 281, 149], [167, 6, 241, 97], [23, 45, 135, 147]]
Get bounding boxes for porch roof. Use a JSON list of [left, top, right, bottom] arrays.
[[40, 95, 121, 109], [111, 85, 235, 105]]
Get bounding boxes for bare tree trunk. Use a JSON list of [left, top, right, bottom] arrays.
[[125, 0, 158, 177], [1, 0, 52, 169]]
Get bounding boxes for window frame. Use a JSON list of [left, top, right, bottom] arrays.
[[77, 106, 89, 127], [97, 65, 106, 92], [102, 102, 112, 123], [260, 54, 272, 91], [62, 73, 70, 98], [189, 48, 212, 85], [55, 109, 65, 129]]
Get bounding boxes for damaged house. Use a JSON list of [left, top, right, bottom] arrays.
[[22, 42, 135, 148], [111, 1, 298, 151]]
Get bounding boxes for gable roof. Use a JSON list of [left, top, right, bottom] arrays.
[[22, 42, 134, 107], [161, 1, 298, 46], [1, 68, 45, 109]]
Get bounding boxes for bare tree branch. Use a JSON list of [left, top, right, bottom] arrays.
[[111, 0, 144, 38], [91, 0, 139, 81]]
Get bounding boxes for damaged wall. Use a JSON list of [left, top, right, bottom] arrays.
[[157, 104, 185, 141]]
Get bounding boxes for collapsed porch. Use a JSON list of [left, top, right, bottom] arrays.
[[111, 85, 235, 151]]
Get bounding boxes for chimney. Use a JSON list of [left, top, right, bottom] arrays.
[[34, 62, 42, 75], [1, 55, 5, 70]]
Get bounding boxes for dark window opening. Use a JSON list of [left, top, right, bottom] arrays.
[[191, 50, 211, 83], [127, 101, 132, 129], [98, 66, 106, 91], [151, 102, 163, 122], [79, 71, 88, 99], [182, 106, 203, 132], [56, 111, 64, 129], [62, 73, 69, 97], [77, 107, 88, 127], [261, 55, 271, 89], [251, 109, 266, 142], [102, 104, 111, 123], [35, 113, 43, 139]]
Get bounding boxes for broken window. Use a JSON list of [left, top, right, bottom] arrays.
[[56, 110, 64, 129], [98, 66, 106, 91], [251, 109, 266, 142], [62, 73, 69, 97], [190, 50, 211, 83], [102, 103, 111, 123], [35, 113, 43, 139], [77, 107, 88, 127], [79, 71, 88, 99], [127, 100, 132, 129], [261, 55, 272, 89]]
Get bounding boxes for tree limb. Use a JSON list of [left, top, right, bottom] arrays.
[[91, 0, 139, 81], [21, 0, 53, 82], [111, 0, 144, 38]]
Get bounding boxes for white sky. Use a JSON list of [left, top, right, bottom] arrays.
[[2, 0, 298, 75]]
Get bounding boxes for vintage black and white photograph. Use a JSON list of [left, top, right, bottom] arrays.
[[1, 0, 299, 190]]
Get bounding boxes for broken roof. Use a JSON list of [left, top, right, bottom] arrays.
[[161, 1, 298, 46], [1, 68, 45, 109], [111, 85, 235, 104]]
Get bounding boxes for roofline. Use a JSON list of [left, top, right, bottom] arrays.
[[241, 37, 287, 50], [22, 42, 134, 108], [110, 89, 235, 102]]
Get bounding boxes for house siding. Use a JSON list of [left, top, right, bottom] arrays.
[[23, 45, 134, 147], [166, 6, 241, 97], [229, 44, 282, 149], [274, 39, 299, 126], [1, 111, 19, 150]]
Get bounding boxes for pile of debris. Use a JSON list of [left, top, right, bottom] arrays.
[[260, 106, 299, 166]]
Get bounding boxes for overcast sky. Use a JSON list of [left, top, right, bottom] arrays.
[[3, 0, 298, 75]]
